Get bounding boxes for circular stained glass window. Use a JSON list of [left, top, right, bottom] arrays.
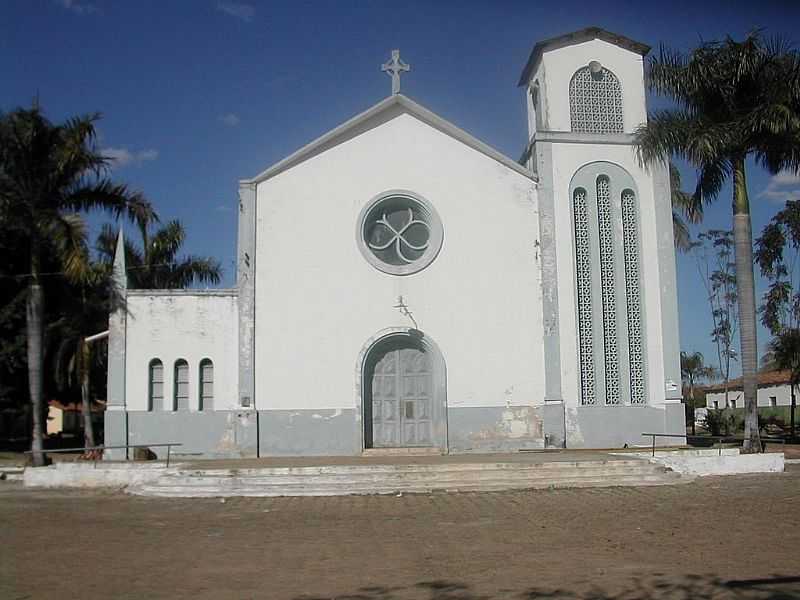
[[357, 190, 443, 275]]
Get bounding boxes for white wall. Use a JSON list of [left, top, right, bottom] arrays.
[[125, 292, 239, 411], [706, 384, 794, 409], [538, 39, 647, 132], [549, 144, 666, 409], [254, 111, 543, 411]]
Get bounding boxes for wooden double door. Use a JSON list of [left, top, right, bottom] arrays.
[[368, 344, 435, 448]]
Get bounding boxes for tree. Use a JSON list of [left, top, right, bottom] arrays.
[[96, 218, 221, 289], [680, 351, 716, 435], [671, 163, 703, 252], [52, 249, 122, 448], [755, 199, 800, 438], [634, 33, 800, 452], [690, 230, 738, 405], [0, 107, 153, 465]]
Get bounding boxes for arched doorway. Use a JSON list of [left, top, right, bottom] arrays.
[[360, 329, 447, 451]]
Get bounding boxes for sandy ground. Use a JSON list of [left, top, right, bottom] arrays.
[[2, 468, 799, 600]]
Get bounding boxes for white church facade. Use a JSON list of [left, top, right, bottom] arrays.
[[105, 28, 685, 459]]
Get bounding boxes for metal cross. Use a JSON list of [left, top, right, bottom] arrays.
[[381, 49, 410, 95]]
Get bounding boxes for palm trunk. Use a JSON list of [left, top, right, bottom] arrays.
[[732, 156, 761, 452], [79, 339, 96, 448], [791, 383, 796, 440], [26, 244, 46, 467]]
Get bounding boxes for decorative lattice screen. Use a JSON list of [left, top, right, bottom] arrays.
[[573, 188, 596, 405], [622, 191, 645, 404], [596, 177, 620, 404], [569, 67, 624, 134]]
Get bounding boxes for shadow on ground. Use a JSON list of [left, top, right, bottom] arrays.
[[295, 575, 800, 600]]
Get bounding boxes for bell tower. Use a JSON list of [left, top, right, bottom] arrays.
[[518, 28, 685, 448]]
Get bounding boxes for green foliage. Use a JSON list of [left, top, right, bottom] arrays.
[[703, 408, 737, 436], [0, 105, 154, 454], [690, 230, 738, 383], [755, 200, 800, 335], [670, 163, 703, 252], [635, 34, 800, 183], [96, 220, 221, 289], [635, 31, 800, 450]]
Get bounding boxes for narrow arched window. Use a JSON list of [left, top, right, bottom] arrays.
[[199, 359, 214, 411], [596, 176, 620, 405], [573, 188, 596, 405], [174, 359, 189, 411], [622, 190, 645, 404], [569, 65, 623, 134], [571, 163, 647, 406], [148, 359, 163, 411]]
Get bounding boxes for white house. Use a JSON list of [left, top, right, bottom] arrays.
[[104, 27, 684, 459], [705, 370, 796, 410]]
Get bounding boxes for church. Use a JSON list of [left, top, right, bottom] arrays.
[[104, 27, 685, 460]]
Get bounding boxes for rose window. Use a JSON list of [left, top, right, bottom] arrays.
[[357, 191, 443, 275]]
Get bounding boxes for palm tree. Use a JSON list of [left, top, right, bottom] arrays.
[[671, 163, 703, 252], [635, 33, 800, 452], [680, 351, 716, 435], [52, 251, 122, 448], [0, 107, 153, 465], [96, 219, 221, 289]]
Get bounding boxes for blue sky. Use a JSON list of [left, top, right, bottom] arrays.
[[3, 1, 800, 377]]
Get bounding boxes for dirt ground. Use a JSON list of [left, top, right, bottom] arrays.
[[2, 468, 799, 600]]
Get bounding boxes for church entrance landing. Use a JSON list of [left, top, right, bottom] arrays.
[[362, 330, 447, 451]]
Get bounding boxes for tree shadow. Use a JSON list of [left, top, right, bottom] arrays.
[[294, 574, 800, 600]]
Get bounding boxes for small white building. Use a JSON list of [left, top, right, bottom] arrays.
[[705, 370, 795, 410], [105, 27, 684, 459]]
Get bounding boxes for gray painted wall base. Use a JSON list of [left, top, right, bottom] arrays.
[[542, 402, 566, 448], [564, 404, 687, 449], [127, 411, 258, 459], [258, 409, 360, 456], [104, 410, 127, 460], [108, 403, 686, 458], [448, 406, 544, 453]]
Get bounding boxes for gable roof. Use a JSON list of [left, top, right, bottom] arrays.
[[243, 94, 536, 185], [517, 27, 651, 87], [703, 370, 793, 393]]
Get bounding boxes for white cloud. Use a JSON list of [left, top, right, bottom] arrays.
[[102, 147, 159, 168], [758, 170, 800, 204], [217, 2, 255, 22], [56, 0, 97, 14], [219, 113, 241, 127]]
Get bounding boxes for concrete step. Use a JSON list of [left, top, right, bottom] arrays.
[[173, 459, 655, 478], [0, 467, 24, 482], [157, 464, 667, 487], [128, 459, 688, 498], [130, 473, 687, 498]]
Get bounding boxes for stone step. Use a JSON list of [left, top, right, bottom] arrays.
[[159, 464, 667, 487], [0, 467, 24, 482], [130, 472, 686, 498], [174, 459, 654, 478]]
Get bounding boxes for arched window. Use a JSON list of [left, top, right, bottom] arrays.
[[573, 188, 596, 405], [530, 82, 543, 132], [148, 359, 163, 411], [569, 65, 623, 134], [199, 359, 214, 411], [174, 359, 189, 411], [622, 190, 645, 404], [596, 176, 620, 405], [571, 162, 647, 406]]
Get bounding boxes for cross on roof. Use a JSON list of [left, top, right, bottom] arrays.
[[381, 49, 410, 95]]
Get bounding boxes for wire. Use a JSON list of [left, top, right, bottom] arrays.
[[0, 262, 225, 280]]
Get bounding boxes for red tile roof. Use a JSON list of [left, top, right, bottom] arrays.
[[702, 370, 793, 393]]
